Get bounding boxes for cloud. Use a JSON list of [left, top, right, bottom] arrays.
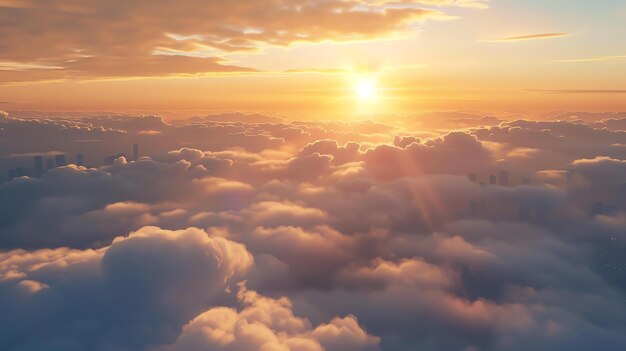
[[555, 54, 626, 63], [295, 220, 626, 350], [486, 32, 571, 42], [192, 112, 284, 124], [570, 157, 626, 185], [527, 89, 626, 94], [0, 0, 474, 82], [472, 119, 626, 172], [400, 111, 502, 130], [162, 283, 380, 351], [0, 226, 253, 350], [363, 131, 492, 179], [2, 113, 626, 350], [0, 225, 379, 351]]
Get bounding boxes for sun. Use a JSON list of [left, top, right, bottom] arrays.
[[355, 78, 378, 101]]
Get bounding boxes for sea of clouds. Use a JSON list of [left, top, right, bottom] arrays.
[[1, 111, 625, 350]]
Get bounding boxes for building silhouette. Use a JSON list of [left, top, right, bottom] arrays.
[[34, 156, 44, 177], [498, 171, 509, 187], [133, 144, 139, 161], [489, 175, 497, 185], [46, 158, 54, 171], [54, 154, 66, 167], [7, 167, 28, 180], [104, 156, 115, 165], [468, 173, 478, 183], [76, 153, 84, 166]]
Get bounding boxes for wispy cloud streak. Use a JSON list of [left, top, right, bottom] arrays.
[[556, 54, 626, 63], [486, 32, 571, 42]]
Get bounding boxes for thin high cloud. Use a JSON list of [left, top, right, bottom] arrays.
[[0, 0, 485, 83], [360, 0, 490, 9], [486, 32, 571, 42], [555, 54, 626, 63], [527, 89, 626, 94]]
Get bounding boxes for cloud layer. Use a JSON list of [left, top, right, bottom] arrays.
[[1, 110, 626, 350]]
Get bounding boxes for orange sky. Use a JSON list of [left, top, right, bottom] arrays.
[[1, 0, 625, 118]]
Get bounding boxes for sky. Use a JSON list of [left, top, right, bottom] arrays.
[[1, 2, 626, 351], [1, 0, 626, 118]]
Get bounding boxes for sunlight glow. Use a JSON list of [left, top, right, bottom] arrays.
[[355, 78, 378, 101]]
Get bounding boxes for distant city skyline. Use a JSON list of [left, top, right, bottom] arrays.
[[5, 145, 139, 181]]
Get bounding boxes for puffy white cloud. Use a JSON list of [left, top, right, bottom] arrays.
[[0, 226, 253, 350], [570, 157, 626, 185], [162, 284, 380, 351], [294, 221, 626, 350]]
